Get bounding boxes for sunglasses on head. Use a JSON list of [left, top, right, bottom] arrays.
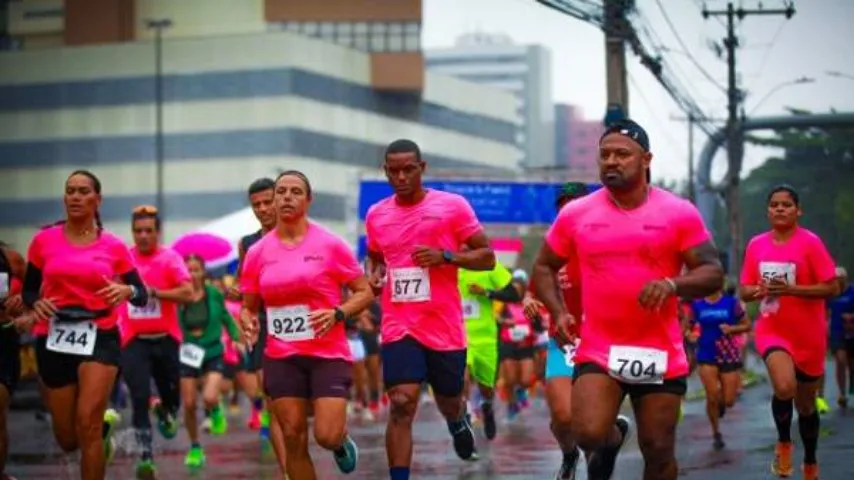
[[133, 205, 158, 215]]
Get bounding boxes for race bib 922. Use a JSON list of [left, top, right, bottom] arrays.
[[266, 305, 314, 342]]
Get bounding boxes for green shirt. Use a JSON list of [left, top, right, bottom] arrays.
[[179, 284, 241, 360], [458, 262, 513, 344]]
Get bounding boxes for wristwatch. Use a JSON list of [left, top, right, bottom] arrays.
[[442, 250, 455, 264], [334, 307, 346, 323]]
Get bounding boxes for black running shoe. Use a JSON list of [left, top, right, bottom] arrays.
[[555, 448, 581, 480], [587, 415, 632, 480], [481, 402, 497, 440]]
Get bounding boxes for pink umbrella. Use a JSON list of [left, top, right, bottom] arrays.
[[171, 232, 234, 270]]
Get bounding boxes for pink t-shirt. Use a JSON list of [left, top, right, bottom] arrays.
[[545, 187, 710, 380], [365, 190, 483, 351], [119, 246, 191, 345], [740, 227, 836, 372], [240, 222, 363, 361], [28, 225, 136, 334]]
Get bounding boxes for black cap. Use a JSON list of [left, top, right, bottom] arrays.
[[600, 119, 650, 151]]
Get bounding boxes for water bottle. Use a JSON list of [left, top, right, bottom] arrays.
[[759, 296, 780, 315]]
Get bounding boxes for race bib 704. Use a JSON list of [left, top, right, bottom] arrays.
[[128, 298, 162, 320], [607, 345, 667, 384]]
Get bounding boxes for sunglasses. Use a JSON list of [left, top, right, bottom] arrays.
[[133, 205, 158, 215]]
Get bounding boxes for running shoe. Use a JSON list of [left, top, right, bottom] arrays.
[[135, 459, 157, 479], [103, 408, 121, 465], [771, 441, 794, 477], [184, 445, 205, 468], [555, 448, 580, 480], [448, 414, 479, 461], [815, 396, 830, 415], [247, 406, 262, 430], [480, 401, 497, 440], [713, 432, 725, 450], [802, 463, 819, 480], [259, 409, 271, 440], [152, 401, 178, 440], [587, 415, 632, 480], [332, 435, 359, 474], [209, 403, 228, 435]]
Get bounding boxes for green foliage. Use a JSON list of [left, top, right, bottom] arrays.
[[740, 119, 854, 271]]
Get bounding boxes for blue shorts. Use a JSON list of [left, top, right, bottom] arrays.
[[545, 338, 574, 380], [381, 336, 466, 397]]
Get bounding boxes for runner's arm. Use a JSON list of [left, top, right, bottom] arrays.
[[219, 294, 242, 342], [120, 270, 150, 307], [728, 301, 752, 334], [673, 241, 725, 299], [21, 262, 43, 309], [485, 283, 522, 303], [531, 243, 569, 322], [150, 281, 193, 304], [339, 276, 375, 319], [3, 247, 25, 280], [447, 231, 495, 271]]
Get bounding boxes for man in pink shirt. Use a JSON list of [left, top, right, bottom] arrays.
[[119, 206, 194, 477], [365, 139, 496, 480], [532, 120, 724, 480]]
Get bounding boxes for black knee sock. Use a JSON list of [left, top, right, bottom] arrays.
[[771, 396, 793, 443], [135, 428, 154, 460], [798, 411, 820, 464]]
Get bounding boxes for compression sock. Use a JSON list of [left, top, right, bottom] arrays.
[[771, 396, 793, 442]]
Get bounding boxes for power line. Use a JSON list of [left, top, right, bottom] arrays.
[[654, 0, 727, 92], [627, 70, 685, 164], [752, 17, 789, 78]]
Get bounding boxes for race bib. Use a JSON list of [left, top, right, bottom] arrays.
[[179, 343, 205, 368], [462, 299, 480, 319], [759, 261, 796, 285], [0, 272, 8, 299], [266, 305, 314, 341], [46, 319, 97, 356], [128, 298, 162, 320], [509, 324, 530, 342], [562, 339, 580, 367], [390, 267, 431, 303], [607, 345, 667, 384]]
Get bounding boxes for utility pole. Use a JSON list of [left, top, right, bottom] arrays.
[[146, 18, 173, 231], [702, 1, 795, 275], [603, 0, 632, 126]]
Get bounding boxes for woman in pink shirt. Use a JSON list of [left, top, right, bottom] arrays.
[[18, 170, 150, 480], [240, 170, 374, 480], [119, 205, 194, 478], [739, 185, 839, 480]]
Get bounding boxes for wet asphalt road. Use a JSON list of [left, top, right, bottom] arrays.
[[6, 358, 854, 479]]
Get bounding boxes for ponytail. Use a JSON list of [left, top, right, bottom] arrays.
[[95, 209, 103, 237]]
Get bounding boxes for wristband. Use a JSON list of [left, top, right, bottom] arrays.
[[663, 277, 678, 294]]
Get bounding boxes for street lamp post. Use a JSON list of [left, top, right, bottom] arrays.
[[747, 76, 814, 116], [146, 18, 173, 228]]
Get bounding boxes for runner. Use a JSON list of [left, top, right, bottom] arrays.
[[233, 178, 288, 467], [458, 256, 517, 439], [119, 205, 194, 478], [523, 181, 589, 480], [739, 184, 839, 480], [359, 302, 384, 417], [498, 271, 537, 420], [347, 308, 372, 420], [828, 267, 854, 409], [178, 254, 242, 468], [240, 170, 373, 479], [365, 139, 496, 479], [0, 243, 25, 480], [20, 170, 150, 480], [686, 288, 750, 450], [532, 120, 724, 480]]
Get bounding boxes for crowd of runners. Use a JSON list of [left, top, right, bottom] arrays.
[[0, 118, 852, 480]]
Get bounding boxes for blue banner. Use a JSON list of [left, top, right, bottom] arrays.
[[356, 179, 602, 259], [358, 180, 601, 224]]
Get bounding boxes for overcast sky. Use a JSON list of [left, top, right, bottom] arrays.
[[422, 0, 854, 182]]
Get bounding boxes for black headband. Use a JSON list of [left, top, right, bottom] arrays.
[[600, 119, 650, 152]]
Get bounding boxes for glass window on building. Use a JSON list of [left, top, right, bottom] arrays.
[[369, 23, 387, 51], [319, 22, 335, 37], [353, 33, 370, 51], [354, 22, 369, 34], [301, 22, 319, 35], [404, 22, 420, 51], [387, 23, 404, 52]]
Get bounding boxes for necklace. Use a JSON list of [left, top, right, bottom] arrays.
[[609, 186, 650, 213]]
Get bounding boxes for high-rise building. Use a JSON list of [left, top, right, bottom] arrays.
[[0, 0, 523, 249], [425, 33, 554, 169], [554, 103, 603, 180]]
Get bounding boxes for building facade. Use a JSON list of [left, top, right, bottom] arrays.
[[554, 103, 603, 180], [0, 1, 522, 249], [425, 33, 554, 169]]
